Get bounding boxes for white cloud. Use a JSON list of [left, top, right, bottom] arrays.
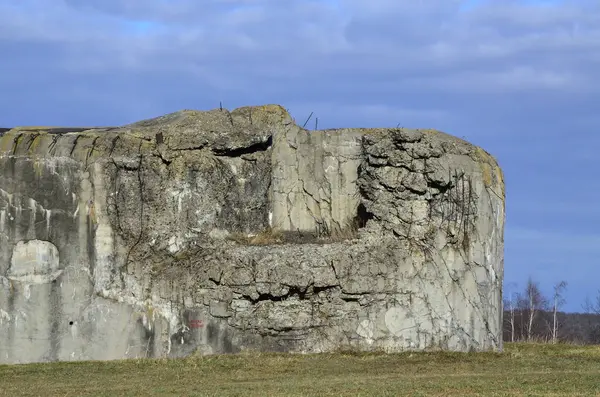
[[2, 0, 599, 129], [1, 0, 600, 311], [2, 0, 598, 85]]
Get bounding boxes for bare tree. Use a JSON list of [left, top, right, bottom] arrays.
[[524, 277, 548, 341], [583, 290, 600, 314], [503, 282, 519, 342], [550, 281, 567, 343]]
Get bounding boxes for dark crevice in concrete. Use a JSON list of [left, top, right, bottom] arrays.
[[313, 285, 339, 294], [155, 151, 172, 166], [86, 207, 97, 280], [426, 169, 454, 195], [212, 136, 272, 157], [355, 203, 374, 229], [243, 286, 310, 304], [209, 275, 223, 286]]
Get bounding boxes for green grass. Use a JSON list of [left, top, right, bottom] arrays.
[[1, 343, 600, 396]]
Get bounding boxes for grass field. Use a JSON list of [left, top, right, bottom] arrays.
[[1, 343, 600, 396]]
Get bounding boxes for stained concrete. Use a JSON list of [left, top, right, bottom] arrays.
[[0, 105, 504, 363]]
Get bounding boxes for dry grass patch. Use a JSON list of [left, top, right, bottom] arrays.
[[1, 343, 600, 396], [228, 218, 362, 246], [227, 227, 284, 245]]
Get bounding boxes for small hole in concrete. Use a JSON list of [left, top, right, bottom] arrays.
[[355, 203, 374, 228], [69, 321, 74, 325]]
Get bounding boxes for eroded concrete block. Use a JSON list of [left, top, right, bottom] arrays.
[[0, 104, 505, 364]]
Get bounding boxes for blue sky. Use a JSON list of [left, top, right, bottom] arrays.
[[1, 0, 599, 312]]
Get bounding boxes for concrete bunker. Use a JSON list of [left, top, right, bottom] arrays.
[[0, 104, 505, 364]]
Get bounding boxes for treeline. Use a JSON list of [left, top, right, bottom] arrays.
[[503, 277, 600, 344]]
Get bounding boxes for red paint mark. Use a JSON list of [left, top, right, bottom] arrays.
[[190, 319, 204, 329]]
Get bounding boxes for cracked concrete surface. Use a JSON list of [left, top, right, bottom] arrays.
[[0, 104, 504, 364]]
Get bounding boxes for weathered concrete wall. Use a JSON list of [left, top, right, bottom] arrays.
[[0, 105, 505, 364], [271, 126, 363, 234]]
